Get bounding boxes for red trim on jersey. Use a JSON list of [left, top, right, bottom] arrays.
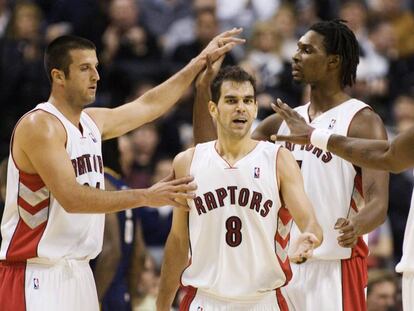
[[6, 220, 47, 261], [341, 256, 367, 311], [179, 286, 197, 311], [0, 262, 26, 311], [276, 288, 289, 311], [19, 170, 45, 191], [274, 207, 293, 286], [353, 170, 363, 196], [18, 197, 49, 215]]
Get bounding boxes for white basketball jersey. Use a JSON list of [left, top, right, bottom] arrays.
[[278, 99, 369, 260], [0, 102, 105, 261], [396, 171, 414, 273], [181, 141, 292, 300]]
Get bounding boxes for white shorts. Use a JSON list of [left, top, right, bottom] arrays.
[[402, 272, 414, 311], [0, 259, 99, 311], [282, 257, 367, 311], [180, 287, 289, 311]]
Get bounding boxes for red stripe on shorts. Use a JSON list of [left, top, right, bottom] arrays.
[[179, 286, 197, 311], [0, 261, 26, 311], [276, 288, 289, 311], [341, 256, 367, 311]]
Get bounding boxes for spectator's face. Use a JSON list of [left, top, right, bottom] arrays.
[[370, 23, 396, 56], [14, 5, 42, 39], [292, 31, 331, 85], [339, 3, 367, 33], [196, 11, 218, 44], [63, 49, 100, 107], [130, 124, 159, 155], [109, 0, 138, 31], [210, 81, 257, 139], [367, 281, 396, 311], [393, 96, 414, 132]]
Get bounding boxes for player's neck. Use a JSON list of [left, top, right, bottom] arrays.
[[308, 83, 350, 118], [48, 94, 83, 128], [215, 136, 258, 166]]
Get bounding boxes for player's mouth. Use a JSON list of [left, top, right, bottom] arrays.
[[232, 118, 247, 124]]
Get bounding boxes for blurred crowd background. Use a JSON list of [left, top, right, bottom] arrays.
[[0, 0, 413, 310]]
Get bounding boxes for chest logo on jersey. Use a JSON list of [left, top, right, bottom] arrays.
[[71, 154, 103, 177], [254, 167, 260, 178], [285, 142, 332, 163], [194, 186, 273, 218]]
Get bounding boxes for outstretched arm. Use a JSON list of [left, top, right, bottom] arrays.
[[157, 149, 194, 311], [277, 148, 323, 262], [273, 99, 414, 173], [88, 29, 245, 140]]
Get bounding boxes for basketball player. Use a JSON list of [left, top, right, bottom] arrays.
[[0, 29, 244, 311], [251, 20, 389, 311], [156, 66, 323, 311], [193, 21, 389, 311], [271, 99, 414, 311]]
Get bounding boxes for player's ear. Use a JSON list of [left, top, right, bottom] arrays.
[[208, 100, 218, 119], [51, 69, 65, 85], [328, 54, 340, 70]]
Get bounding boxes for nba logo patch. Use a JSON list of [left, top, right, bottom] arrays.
[[197, 307, 204, 311], [328, 118, 336, 129], [33, 278, 40, 289], [254, 167, 260, 178]]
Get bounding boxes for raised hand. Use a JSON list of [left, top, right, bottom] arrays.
[[198, 28, 245, 64], [195, 54, 225, 89], [144, 172, 196, 210], [334, 217, 359, 248], [271, 98, 314, 145], [290, 232, 320, 264]]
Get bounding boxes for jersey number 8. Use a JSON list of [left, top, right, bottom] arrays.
[[225, 216, 242, 247]]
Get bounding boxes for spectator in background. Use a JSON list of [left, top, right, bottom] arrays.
[[0, 1, 49, 159], [0, 0, 10, 38], [367, 269, 399, 311], [171, 6, 236, 70]]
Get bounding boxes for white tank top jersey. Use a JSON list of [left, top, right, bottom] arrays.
[[278, 99, 369, 260], [181, 141, 293, 300], [0, 102, 105, 262], [396, 171, 414, 273]]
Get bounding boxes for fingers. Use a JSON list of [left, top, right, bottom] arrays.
[[216, 27, 243, 39], [167, 175, 195, 186], [159, 170, 175, 183], [334, 217, 349, 229]]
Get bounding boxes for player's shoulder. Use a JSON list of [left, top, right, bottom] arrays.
[[15, 109, 66, 143], [348, 105, 385, 139], [173, 147, 196, 166]]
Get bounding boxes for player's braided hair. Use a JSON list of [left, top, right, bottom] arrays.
[[44, 35, 96, 83], [211, 66, 256, 103], [310, 19, 359, 88]]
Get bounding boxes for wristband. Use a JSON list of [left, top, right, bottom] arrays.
[[310, 128, 333, 151]]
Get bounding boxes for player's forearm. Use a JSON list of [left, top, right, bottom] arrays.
[[193, 83, 216, 144], [351, 197, 388, 236], [59, 185, 148, 213], [157, 235, 189, 311], [138, 57, 205, 121], [328, 135, 393, 171]]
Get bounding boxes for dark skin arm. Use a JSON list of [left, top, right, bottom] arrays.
[[274, 100, 414, 173], [333, 108, 389, 247], [251, 113, 284, 141], [192, 56, 224, 144]]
